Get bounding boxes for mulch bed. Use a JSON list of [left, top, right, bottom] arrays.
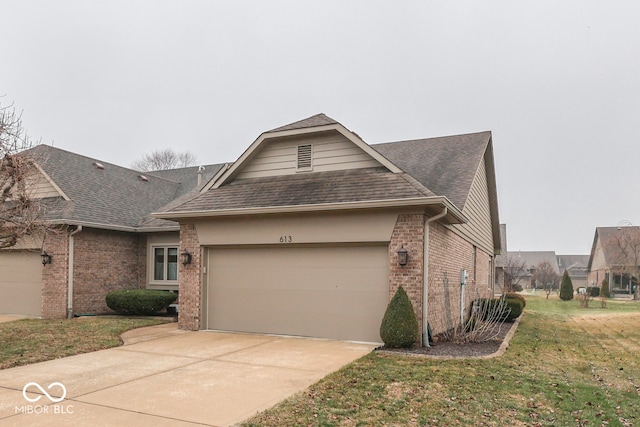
[[376, 319, 518, 359]]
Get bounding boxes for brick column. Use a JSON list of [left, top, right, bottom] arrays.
[[41, 230, 69, 319], [179, 223, 201, 330], [389, 214, 426, 341]]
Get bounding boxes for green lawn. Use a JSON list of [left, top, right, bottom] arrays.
[[243, 294, 640, 426], [0, 317, 168, 369]]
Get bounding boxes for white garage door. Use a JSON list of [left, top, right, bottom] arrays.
[[0, 251, 43, 316], [207, 245, 389, 343]]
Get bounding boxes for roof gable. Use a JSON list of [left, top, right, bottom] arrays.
[[588, 226, 640, 270], [206, 114, 402, 190]]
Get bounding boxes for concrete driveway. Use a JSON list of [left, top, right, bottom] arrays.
[[0, 323, 376, 426]]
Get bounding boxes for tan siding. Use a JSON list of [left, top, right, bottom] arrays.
[[235, 131, 380, 179], [451, 158, 494, 254], [19, 170, 61, 199], [590, 238, 607, 271]]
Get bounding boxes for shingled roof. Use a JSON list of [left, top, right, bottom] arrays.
[[372, 132, 492, 210], [26, 145, 221, 231], [161, 114, 495, 223]]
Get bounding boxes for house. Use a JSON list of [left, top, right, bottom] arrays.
[[494, 224, 508, 294], [557, 254, 589, 289], [504, 251, 560, 290], [588, 226, 640, 295], [0, 113, 502, 345], [154, 113, 502, 344], [0, 144, 223, 318]]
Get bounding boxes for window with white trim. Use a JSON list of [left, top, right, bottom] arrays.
[[153, 246, 178, 283]]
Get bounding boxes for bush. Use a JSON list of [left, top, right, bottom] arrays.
[[601, 279, 611, 298], [559, 271, 574, 301], [380, 286, 419, 348], [505, 292, 526, 308], [106, 289, 177, 315], [504, 298, 523, 321]]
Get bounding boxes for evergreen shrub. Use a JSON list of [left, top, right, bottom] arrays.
[[106, 289, 177, 315], [380, 286, 419, 348]]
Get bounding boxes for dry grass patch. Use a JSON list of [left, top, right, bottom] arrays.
[[0, 317, 169, 369]]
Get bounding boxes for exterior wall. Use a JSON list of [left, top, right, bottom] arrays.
[[41, 230, 70, 318], [236, 131, 380, 180], [451, 157, 494, 254], [388, 214, 425, 340], [72, 228, 145, 315], [179, 223, 202, 330], [428, 222, 493, 337]]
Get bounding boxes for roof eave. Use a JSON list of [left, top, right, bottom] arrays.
[[47, 219, 180, 233], [152, 196, 467, 223]]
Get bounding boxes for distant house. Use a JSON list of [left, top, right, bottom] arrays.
[[588, 226, 640, 295], [507, 251, 560, 290], [1, 113, 502, 345], [494, 224, 508, 294], [557, 255, 589, 289]]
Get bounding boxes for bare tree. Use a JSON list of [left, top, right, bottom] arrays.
[[131, 149, 197, 171], [607, 225, 640, 300], [533, 260, 560, 299], [0, 103, 46, 249], [503, 255, 528, 292]]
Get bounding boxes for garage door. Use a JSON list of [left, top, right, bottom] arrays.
[[207, 245, 389, 343], [0, 251, 43, 316]]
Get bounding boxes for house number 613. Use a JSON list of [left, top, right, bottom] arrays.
[[279, 235, 292, 243]]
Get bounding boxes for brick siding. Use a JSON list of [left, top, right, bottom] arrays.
[[41, 227, 146, 318], [178, 224, 201, 330]]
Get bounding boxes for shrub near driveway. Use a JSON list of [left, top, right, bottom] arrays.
[[243, 295, 640, 427], [0, 317, 167, 369]]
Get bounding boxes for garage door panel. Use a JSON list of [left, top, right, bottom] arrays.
[[207, 245, 389, 342], [0, 251, 43, 316]]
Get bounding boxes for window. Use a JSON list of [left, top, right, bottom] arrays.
[[153, 246, 178, 282]]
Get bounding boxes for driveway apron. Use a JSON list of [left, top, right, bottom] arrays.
[[0, 323, 376, 426]]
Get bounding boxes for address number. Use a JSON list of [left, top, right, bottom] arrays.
[[279, 235, 293, 243]]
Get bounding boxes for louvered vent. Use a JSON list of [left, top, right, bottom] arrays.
[[297, 144, 312, 169]]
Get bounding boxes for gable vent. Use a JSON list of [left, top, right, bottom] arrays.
[[297, 144, 312, 170]]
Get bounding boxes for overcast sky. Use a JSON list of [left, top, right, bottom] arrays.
[[2, 1, 639, 255]]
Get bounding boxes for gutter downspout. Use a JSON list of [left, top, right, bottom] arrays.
[[423, 207, 448, 347], [67, 225, 83, 319]]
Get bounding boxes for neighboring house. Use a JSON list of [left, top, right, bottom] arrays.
[[557, 254, 589, 290], [0, 144, 222, 318], [154, 113, 502, 344], [506, 251, 560, 290], [588, 226, 640, 295]]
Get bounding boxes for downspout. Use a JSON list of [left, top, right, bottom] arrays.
[[423, 207, 448, 347], [67, 225, 83, 319]]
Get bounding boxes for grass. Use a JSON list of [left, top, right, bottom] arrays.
[[243, 294, 640, 427], [0, 317, 168, 369]]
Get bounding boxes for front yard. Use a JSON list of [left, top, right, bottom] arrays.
[[243, 295, 640, 426], [0, 317, 168, 369]]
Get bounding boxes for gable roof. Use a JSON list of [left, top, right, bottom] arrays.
[[588, 226, 640, 270], [25, 145, 223, 231], [157, 114, 500, 236]]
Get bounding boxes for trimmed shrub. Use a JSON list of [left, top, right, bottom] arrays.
[[559, 271, 574, 301], [380, 286, 419, 348], [505, 292, 526, 308], [601, 279, 611, 298], [504, 298, 523, 321], [106, 289, 177, 315]]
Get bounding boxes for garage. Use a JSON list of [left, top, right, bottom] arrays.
[[206, 245, 389, 343], [0, 250, 43, 316]]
